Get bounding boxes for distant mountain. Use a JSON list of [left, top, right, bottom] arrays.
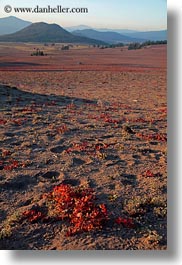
[[0, 16, 166, 43], [124, 30, 167, 41], [97, 28, 139, 34], [0, 22, 107, 44], [67, 25, 139, 34], [72, 29, 145, 44], [66, 25, 92, 32], [0, 16, 31, 35]]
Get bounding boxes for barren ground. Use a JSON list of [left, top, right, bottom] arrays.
[[0, 44, 167, 250]]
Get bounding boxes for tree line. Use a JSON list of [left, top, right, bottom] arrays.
[[128, 40, 167, 50]]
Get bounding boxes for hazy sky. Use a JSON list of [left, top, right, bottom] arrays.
[[0, 0, 167, 30]]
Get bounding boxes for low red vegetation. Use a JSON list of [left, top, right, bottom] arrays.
[[23, 184, 109, 236], [143, 170, 162, 178], [136, 133, 167, 142], [65, 141, 110, 156], [23, 210, 45, 223], [0, 119, 8, 125], [1, 159, 28, 171], [22, 184, 136, 236], [115, 217, 135, 228]]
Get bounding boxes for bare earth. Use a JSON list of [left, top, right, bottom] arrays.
[[0, 44, 167, 250]]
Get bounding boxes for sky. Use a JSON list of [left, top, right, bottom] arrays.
[[0, 0, 167, 30]]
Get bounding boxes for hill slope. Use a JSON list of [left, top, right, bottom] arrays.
[[124, 30, 167, 41], [67, 26, 139, 35], [66, 25, 92, 32], [0, 16, 31, 35], [0, 22, 107, 44], [72, 29, 145, 44]]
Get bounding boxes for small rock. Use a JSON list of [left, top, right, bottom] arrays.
[[122, 125, 135, 134]]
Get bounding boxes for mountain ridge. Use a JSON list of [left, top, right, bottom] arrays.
[[0, 16, 32, 35], [72, 29, 145, 44], [0, 16, 167, 43], [0, 22, 107, 44]]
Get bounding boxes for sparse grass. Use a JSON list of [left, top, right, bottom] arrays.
[[144, 229, 163, 244], [0, 211, 22, 240], [0, 43, 167, 249], [153, 206, 167, 218], [0, 224, 12, 239], [124, 195, 167, 217]]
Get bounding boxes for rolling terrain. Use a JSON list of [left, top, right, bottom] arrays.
[[72, 29, 145, 44], [0, 17, 167, 43], [0, 22, 107, 45], [0, 16, 31, 35], [0, 43, 167, 250]]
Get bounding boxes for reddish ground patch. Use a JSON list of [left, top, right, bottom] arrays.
[[0, 44, 167, 250], [0, 44, 166, 72]]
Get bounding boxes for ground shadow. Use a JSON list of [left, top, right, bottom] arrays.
[[0, 84, 96, 107]]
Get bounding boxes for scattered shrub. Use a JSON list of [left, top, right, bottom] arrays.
[[61, 45, 69, 50], [31, 48, 46, 56]]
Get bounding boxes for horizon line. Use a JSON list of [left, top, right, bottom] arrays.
[[0, 15, 167, 32]]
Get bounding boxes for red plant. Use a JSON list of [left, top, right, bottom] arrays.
[[143, 170, 161, 178], [159, 108, 167, 114], [0, 119, 8, 125], [2, 159, 28, 171], [115, 217, 135, 228], [2, 149, 11, 157], [23, 184, 108, 236], [144, 170, 154, 177], [0, 160, 4, 169], [88, 112, 119, 125], [12, 119, 23, 126], [136, 132, 167, 142], [22, 106, 36, 113], [98, 113, 119, 124], [48, 184, 108, 236], [95, 143, 109, 151], [22, 184, 139, 236], [45, 100, 57, 106], [4, 160, 19, 170], [66, 142, 109, 156], [11, 118, 27, 126], [56, 124, 68, 134], [65, 142, 89, 154], [66, 103, 76, 109], [23, 209, 44, 223]]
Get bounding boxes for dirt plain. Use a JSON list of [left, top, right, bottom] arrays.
[[0, 43, 167, 250]]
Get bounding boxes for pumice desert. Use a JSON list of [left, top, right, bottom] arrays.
[[0, 1, 167, 250]]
